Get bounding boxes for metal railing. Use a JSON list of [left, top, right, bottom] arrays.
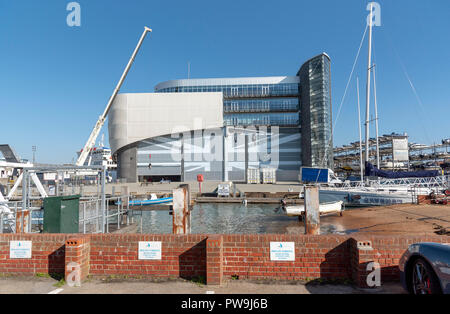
[[79, 195, 131, 234], [340, 175, 449, 190], [1, 196, 131, 234], [0, 201, 43, 234]]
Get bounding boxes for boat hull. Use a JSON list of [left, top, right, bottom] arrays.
[[128, 197, 173, 206], [319, 189, 416, 207], [284, 201, 344, 217]]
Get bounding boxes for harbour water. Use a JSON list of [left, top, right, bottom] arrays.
[[135, 203, 351, 235]]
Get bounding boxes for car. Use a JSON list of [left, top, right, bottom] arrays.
[[399, 243, 450, 294]]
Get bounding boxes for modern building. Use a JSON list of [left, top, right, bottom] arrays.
[[109, 53, 333, 183]]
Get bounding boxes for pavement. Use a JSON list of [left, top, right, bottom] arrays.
[[0, 276, 405, 294]]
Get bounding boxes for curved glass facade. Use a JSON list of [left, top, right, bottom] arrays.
[[298, 53, 333, 168]]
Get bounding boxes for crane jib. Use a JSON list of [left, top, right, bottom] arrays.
[[76, 27, 152, 166]]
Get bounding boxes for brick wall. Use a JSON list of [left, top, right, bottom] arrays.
[[222, 235, 351, 281], [0, 233, 447, 287], [65, 236, 91, 283], [206, 235, 223, 285], [0, 234, 70, 275], [351, 235, 449, 288], [89, 234, 207, 279]]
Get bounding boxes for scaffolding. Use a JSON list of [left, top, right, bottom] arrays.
[[334, 134, 450, 177]]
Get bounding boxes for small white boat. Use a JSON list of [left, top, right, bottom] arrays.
[[283, 201, 344, 217]]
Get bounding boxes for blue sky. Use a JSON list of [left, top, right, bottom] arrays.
[[0, 0, 448, 164]]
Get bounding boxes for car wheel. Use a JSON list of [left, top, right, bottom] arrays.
[[411, 258, 442, 294]]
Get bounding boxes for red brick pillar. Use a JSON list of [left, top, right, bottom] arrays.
[[206, 235, 223, 285], [65, 237, 90, 285], [351, 240, 378, 288]]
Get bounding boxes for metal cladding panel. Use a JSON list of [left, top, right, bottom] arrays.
[[139, 166, 181, 176], [276, 170, 299, 181], [43, 197, 61, 233], [43, 195, 80, 234], [184, 164, 222, 181], [109, 92, 223, 155], [137, 136, 182, 176], [132, 126, 301, 182], [117, 146, 137, 183], [184, 128, 224, 181], [136, 129, 225, 180], [245, 127, 301, 181]]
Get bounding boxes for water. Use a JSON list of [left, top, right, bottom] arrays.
[[135, 203, 349, 235]]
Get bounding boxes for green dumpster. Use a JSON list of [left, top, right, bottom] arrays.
[[43, 195, 80, 233]]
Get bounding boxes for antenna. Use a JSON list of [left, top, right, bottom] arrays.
[[188, 61, 191, 79]]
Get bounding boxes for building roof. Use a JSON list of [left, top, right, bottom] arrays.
[[154, 76, 300, 91]]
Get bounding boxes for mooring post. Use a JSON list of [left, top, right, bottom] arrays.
[[172, 184, 191, 234], [304, 185, 320, 235]]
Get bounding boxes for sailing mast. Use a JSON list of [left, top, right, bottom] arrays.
[[373, 65, 381, 168], [357, 77, 364, 184], [365, 2, 374, 176]]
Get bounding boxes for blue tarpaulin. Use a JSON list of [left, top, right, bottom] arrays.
[[301, 167, 329, 183], [365, 162, 441, 178]]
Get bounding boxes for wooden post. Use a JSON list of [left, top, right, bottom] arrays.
[[304, 186, 320, 235], [172, 184, 191, 234]]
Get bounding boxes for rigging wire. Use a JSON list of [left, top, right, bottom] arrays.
[[382, 28, 432, 144], [317, 24, 369, 176]]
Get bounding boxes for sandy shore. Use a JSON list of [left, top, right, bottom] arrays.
[[309, 203, 450, 236]]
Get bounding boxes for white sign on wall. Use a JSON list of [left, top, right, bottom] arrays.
[[138, 241, 162, 260], [10, 241, 32, 259], [270, 242, 295, 261]]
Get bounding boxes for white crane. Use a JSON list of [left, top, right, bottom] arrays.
[[76, 27, 152, 166]]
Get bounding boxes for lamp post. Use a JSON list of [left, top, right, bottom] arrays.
[[32, 146, 36, 164]]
